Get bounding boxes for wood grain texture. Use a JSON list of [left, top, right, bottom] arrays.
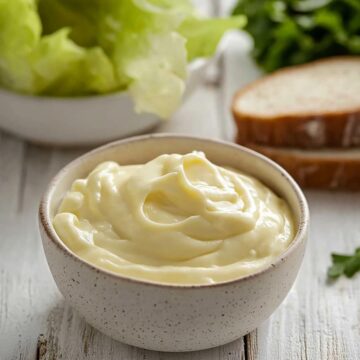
[[0, 137, 85, 360], [221, 10, 360, 358], [252, 192, 360, 360], [0, 84, 246, 360], [1, 1, 360, 358]]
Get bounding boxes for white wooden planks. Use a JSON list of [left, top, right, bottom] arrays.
[[1, 1, 360, 357], [0, 84, 246, 360], [0, 139, 84, 360], [221, 25, 360, 360], [244, 192, 360, 360]]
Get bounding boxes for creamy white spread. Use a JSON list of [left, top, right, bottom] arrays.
[[53, 152, 294, 285]]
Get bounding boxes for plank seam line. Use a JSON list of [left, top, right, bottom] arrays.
[[244, 334, 250, 360], [216, 54, 230, 141], [16, 142, 27, 213]]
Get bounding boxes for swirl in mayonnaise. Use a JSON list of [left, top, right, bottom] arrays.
[[53, 152, 294, 285]]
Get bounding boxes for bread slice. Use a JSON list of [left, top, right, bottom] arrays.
[[232, 57, 360, 148], [241, 141, 360, 190]]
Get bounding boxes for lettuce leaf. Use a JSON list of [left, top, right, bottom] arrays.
[[0, 0, 242, 118], [127, 32, 187, 118], [0, 0, 40, 91], [94, 0, 191, 117], [30, 29, 117, 95], [38, 0, 98, 47], [179, 16, 247, 61]]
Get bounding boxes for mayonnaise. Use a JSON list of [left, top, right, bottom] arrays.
[[53, 152, 294, 285]]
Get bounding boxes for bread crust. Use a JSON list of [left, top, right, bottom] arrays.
[[232, 57, 360, 148], [238, 139, 360, 190]]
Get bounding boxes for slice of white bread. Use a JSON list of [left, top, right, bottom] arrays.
[[243, 141, 360, 190], [232, 57, 360, 148]]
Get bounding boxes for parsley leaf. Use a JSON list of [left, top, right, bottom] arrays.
[[328, 247, 360, 279], [232, 0, 360, 72]]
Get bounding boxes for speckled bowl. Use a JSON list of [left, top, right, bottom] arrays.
[[39, 134, 309, 352]]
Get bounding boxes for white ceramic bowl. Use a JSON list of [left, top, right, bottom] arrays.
[[0, 42, 224, 147], [39, 134, 309, 352]]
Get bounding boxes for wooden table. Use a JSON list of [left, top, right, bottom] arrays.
[[1, 4, 360, 359]]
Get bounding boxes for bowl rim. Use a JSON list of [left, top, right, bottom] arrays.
[[39, 133, 309, 289]]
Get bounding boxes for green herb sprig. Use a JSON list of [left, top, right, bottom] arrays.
[[328, 248, 360, 279], [232, 0, 360, 72]]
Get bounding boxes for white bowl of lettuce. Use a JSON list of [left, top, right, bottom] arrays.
[[0, 0, 245, 146]]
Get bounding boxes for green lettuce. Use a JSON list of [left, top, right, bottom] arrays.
[[0, 0, 40, 92], [29, 29, 117, 95], [0, 0, 245, 118], [179, 16, 247, 61]]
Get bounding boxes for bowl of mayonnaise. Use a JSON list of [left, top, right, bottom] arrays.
[[39, 134, 309, 352]]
